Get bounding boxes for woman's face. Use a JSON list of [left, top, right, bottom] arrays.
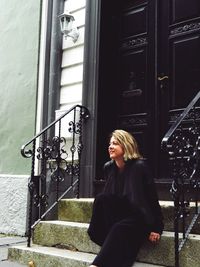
[[108, 136, 124, 161]]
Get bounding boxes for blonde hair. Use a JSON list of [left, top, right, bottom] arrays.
[[111, 129, 142, 161]]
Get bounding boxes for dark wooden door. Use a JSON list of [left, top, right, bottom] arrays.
[[158, 0, 200, 178], [96, 0, 200, 182], [117, 0, 157, 177]]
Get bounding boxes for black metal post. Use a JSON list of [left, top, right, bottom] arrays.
[[27, 140, 36, 247], [174, 197, 180, 267]]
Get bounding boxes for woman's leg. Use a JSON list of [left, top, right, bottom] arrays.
[[92, 216, 147, 267], [87, 194, 131, 246]]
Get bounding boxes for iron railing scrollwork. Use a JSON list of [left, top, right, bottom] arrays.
[[162, 91, 200, 267], [21, 105, 89, 247]]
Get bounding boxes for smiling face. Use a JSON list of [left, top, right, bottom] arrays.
[[108, 136, 124, 161]]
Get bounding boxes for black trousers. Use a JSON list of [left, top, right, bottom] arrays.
[[87, 194, 149, 267]]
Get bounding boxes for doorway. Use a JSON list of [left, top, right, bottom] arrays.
[[95, 0, 200, 183]]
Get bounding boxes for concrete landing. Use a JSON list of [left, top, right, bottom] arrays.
[[0, 236, 26, 267]]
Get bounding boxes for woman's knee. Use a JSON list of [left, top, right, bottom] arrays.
[[111, 218, 145, 236]]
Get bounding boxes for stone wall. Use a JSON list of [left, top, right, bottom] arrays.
[[0, 175, 29, 235]]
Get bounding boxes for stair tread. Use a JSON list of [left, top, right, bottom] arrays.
[[10, 243, 95, 261], [9, 231, 200, 267], [61, 198, 200, 208], [41, 220, 89, 228], [61, 198, 94, 202], [9, 244, 166, 266], [37, 221, 200, 239], [61, 198, 174, 205]]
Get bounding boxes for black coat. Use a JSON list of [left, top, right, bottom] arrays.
[[103, 158, 164, 234]]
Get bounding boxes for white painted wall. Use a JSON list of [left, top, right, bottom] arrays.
[[55, 0, 86, 160], [0, 175, 29, 235], [58, 0, 86, 112]]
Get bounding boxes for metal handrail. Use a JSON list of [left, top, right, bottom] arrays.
[[31, 178, 79, 229], [162, 91, 200, 149], [21, 104, 90, 247], [21, 104, 89, 158], [161, 91, 200, 267]]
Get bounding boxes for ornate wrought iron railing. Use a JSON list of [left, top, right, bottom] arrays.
[[21, 105, 89, 247], [162, 91, 200, 267]]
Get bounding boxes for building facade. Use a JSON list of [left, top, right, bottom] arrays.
[[0, 0, 200, 235], [0, 0, 87, 235], [0, 0, 41, 235]]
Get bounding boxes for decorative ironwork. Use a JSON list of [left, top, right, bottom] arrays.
[[170, 22, 200, 37], [169, 107, 200, 124], [119, 113, 147, 128], [162, 91, 200, 267], [122, 89, 142, 98], [121, 36, 147, 50], [21, 105, 89, 247]]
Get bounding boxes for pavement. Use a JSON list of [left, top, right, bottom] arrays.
[[0, 236, 27, 266]]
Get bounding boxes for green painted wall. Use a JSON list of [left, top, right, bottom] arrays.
[[0, 1, 41, 174]]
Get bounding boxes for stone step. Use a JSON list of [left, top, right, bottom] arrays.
[[58, 198, 200, 233], [33, 221, 100, 254], [58, 198, 93, 223], [138, 232, 200, 267], [8, 244, 166, 267], [58, 199, 174, 224], [8, 232, 200, 267], [8, 244, 95, 267], [0, 261, 27, 267], [32, 220, 200, 267]]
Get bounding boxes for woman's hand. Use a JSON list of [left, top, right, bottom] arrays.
[[149, 232, 161, 243]]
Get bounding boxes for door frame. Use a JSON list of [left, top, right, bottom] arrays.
[[81, 0, 172, 199], [81, 0, 102, 197]]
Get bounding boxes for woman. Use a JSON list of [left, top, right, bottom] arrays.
[[88, 129, 164, 267]]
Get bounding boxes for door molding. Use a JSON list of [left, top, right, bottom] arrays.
[[80, 0, 102, 197]]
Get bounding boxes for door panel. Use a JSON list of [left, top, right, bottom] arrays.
[[160, 0, 200, 122], [118, 1, 155, 166], [170, 36, 200, 109], [120, 49, 147, 114], [96, 0, 200, 182], [158, 0, 200, 179], [171, 0, 200, 23], [121, 6, 148, 38]]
